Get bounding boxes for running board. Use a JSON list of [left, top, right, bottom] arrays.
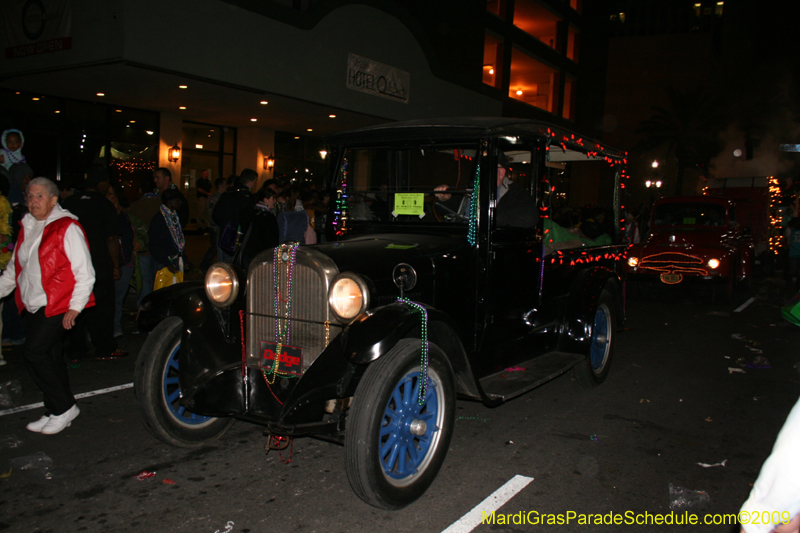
[[480, 352, 584, 402]]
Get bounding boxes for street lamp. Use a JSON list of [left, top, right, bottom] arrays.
[[646, 178, 662, 205]]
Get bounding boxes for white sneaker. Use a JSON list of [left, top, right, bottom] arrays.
[[26, 415, 52, 432], [41, 405, 80, 435]]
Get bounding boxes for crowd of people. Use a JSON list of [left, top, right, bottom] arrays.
[[206, 170, 329, 269], [0, 135, 331, 434]]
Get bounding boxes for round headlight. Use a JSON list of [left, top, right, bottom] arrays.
[[205, 263, 239, 307], [708, 258, 720, 269], [628, 257, 639, 268], [329, 273, 369, 322]]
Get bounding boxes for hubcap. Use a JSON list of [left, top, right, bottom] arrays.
[[409, 419, 427, 436]]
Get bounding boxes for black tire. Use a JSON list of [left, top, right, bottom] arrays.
[[345, 338, 456, 509], [573, 289, 616, 387], [134, 317, 234, 447]]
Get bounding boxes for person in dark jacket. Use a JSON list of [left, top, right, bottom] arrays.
[[238, 183, 280, 270], [153, 167, 188, 228], [106, 183, 147, 337], [494, 155, 538, 229], [435, 152, 537, 229], [62, 165, 126, 360], [212, 169, 257, 263]]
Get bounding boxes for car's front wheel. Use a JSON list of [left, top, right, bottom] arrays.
[[134, 317, 234, 447], [345, 338, 455, 509]]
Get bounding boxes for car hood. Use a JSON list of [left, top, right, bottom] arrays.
[[313, 233, 468, 276]]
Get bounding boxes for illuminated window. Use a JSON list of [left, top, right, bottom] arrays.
[[715, 1, 724, 16], [567, 25, 579, 62], [486, 0, 506, 19], [483, 33, 503, 88], [509, 48, 559, 114], [562, 76, 576, 121], [512, 0, 561, 50], [693, 3, 702, 17]]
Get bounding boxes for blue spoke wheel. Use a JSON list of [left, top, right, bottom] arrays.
[[573, 289, 616, 387], [162, 342, 214, 426], [134, 317, 233, 447], [346, 338, 455, 509]]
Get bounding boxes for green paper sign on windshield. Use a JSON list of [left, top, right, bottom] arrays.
[[394, 193, 425, 216]]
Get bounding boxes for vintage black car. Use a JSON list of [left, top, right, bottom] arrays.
[[134, 118, 628, 509]]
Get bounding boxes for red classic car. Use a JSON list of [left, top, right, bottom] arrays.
[[626, 196, 754, 296]]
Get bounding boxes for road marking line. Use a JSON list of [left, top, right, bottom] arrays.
[[441, 474, 534, 533], [734, 297, 756, 313], [0, 382, 133, 417]]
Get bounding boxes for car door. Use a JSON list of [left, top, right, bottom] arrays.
[[477, 139, 555, 377]]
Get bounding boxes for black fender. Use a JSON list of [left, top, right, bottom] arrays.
[[137, 281, 207, 333], [342, 303, 479, 398], [272, 302, 480, 429], [136, 280, 248, 417], [557, 267, 623, 355]]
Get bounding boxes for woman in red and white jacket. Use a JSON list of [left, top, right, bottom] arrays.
[[0, 177, 95, 435]]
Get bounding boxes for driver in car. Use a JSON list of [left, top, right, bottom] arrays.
[[435, 153, 538, 228]]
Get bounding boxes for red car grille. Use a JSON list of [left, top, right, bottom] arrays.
[[639, 252, 708, 275]]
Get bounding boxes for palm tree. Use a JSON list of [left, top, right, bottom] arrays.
[[636, 87, 725, 196]]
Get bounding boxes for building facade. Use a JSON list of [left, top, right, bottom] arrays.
[[1, 0, 606, 212]]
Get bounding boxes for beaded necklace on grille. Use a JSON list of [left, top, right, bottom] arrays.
[[262, 243, 300, 385]]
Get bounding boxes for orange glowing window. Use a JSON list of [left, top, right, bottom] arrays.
[[567, 25, 579, 62], [483, 33, 504, 88], [486, 0, 506, 19], [562, 76, 576, 121], [512, 0, 561, 49], [509, 48, 560, 114]]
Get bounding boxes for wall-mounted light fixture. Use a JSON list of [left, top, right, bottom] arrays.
[[319, 150, 328, 160], [265, 154, 275, 170], [168, 143, 181, 163]]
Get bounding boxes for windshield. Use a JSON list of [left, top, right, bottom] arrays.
[[652, 202, 727, 227], [332, 145, 478, 233]]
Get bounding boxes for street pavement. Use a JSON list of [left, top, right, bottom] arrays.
[[1, 246, 799, 532]]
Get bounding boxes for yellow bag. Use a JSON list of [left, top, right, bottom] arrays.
[[154, 266, 183, 291]]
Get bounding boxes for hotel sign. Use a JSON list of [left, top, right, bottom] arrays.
[[4, 0, 73, 59], [347, 53, 409, 104]]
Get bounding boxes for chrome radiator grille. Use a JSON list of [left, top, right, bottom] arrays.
[[246, 248, 339, 371]]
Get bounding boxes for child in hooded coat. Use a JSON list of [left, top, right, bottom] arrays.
[[1, 129, 25, 171]]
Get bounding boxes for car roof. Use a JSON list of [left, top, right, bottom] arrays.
[[326, 117, 626, 161]]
